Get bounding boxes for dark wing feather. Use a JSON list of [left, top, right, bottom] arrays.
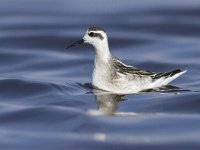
[[111, 57, 182, 79], [111, 58, 154, 77], [151, 69, 182, 79]]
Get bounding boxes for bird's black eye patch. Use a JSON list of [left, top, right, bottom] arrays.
[[88, 32, 95, 37], [88, 32, 104, 40]]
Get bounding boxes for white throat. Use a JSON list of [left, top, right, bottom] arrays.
[[93, 40, 111, 63]]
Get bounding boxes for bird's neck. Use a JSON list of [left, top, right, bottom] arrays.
[[93, 41, 111, 63], [92, 41, 111, 89]]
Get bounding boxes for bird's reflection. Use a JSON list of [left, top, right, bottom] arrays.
[[95, 93, 125, 115], [86, 85, 189, 116], [87, 92, 126, 116], [87, 88, 138, 116]]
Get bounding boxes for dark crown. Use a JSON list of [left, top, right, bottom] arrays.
[[88, 26, 105, 32]]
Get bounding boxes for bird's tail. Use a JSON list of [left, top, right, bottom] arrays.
[[152, 69, 187, 86]]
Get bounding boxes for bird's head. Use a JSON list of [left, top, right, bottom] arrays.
[[67, 26, 108, 49]]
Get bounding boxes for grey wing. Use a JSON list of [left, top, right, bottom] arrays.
[[111, 57, 183, 81], [125, 68, 183, 80], [111, 58, 155, 77]]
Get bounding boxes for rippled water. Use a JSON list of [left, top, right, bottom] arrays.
[[1, 0, 200, 149]]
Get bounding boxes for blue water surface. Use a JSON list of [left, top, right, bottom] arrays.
[[0, 0, 200, 149]]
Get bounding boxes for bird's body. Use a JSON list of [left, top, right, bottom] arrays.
[[93, 54, 186, 94], [67, 26, 186, 94]]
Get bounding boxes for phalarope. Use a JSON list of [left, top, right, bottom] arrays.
[[67, 26, 186, 94]]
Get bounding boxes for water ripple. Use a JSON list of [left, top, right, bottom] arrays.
[[0, 0, 200, 149]]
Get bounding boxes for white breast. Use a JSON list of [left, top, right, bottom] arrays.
[[92, 58, 111, 91]]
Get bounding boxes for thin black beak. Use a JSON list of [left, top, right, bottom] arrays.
[[66, 39, 84, 49]]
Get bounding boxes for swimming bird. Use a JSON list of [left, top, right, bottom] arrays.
[[67, 26, 186, 94]]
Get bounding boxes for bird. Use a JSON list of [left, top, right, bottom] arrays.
[[67, 26, 186, 94]]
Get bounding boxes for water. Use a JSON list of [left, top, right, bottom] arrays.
[[0, 0, 200, 149]]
